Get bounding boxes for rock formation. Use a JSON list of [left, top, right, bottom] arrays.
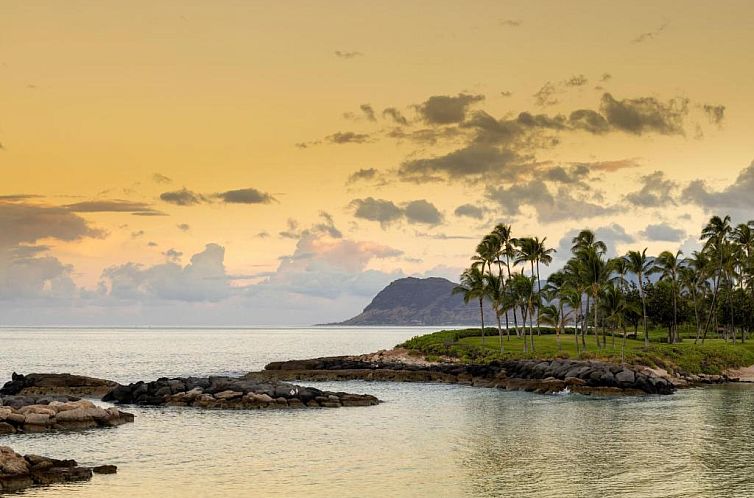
[[0, 373, 119, 397], [0, 398, 134, 434]]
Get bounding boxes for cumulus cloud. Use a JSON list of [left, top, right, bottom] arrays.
[[398, 144, 524, 183], [600, 93, 688, 135], [454, 203, 484, 219], [417, 93, 484, 125], [100, 243, 231, 302], [681, 161, 754, 211], [624, 171, 677, 207], [641, 223, 686, 242], [404, 200, 443, 225]]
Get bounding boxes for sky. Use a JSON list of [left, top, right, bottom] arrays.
[[1, 1, 753, 325]]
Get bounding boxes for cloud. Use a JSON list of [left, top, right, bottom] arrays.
[[500, 91, 513, 97], [334, 50, 363, 59], [350, 198, 404, 227], [564, 74, 588, 87], [147, 241, 158, 247], [600, 93, 688, 135], [641, 223, 686, 242], [454, 203, 484, 219], [416, 93, 484, 124], [542, 164, 590, 185], [65, 200, 164, 215], [152, 173, 172, 184], [382, 107, 408, 125], [100, 243, 231, 302], [624, 171, 677, 207], [404, 200, 443, 225], [703, 104, 725, 126], [131, 230, 145, 239], [632, 21, 668, 43], [556, 223, 634, 261], [533, 82, 558, 107], [499, 19, 521, 27], [216, 188, 276, 204], [681, 161, 754, 211], [162, 248, 183, 262], [0, 202, 105, 248], [279, 219, 302, 239], [177, 223, 190, 232], [485, 180, 617, 223], [398, 144, 524, 183], [346, 168, 379, 185], [568, 109, 610, 133], [160, 188, 206, 206], [360, 104, 376, 121], [0, 249, 77, 300]]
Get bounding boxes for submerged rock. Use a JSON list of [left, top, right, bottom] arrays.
[[0, 446, 116, 493], [103, 376, 379, 409]]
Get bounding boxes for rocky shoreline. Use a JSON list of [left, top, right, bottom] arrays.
[[0, 445, 116, 493], [103, 376, 380, 409], [245, 352, 718, 395]]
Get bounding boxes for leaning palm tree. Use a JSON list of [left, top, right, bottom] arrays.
[[652, 250, 684, 344], [453, 266, 488, 344], [625, 249, 652, 346]]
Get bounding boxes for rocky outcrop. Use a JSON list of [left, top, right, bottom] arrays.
[[0, 445, 116, 493], [254, 356, 677, 395], [0, 373, 119, 398], [103, 376, 379, 409], [0, 399, 134, 434]]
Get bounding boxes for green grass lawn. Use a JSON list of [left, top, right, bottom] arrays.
[[399, 327, 754, 375]]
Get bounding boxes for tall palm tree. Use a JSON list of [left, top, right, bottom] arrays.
[[685, 250, 711, 344], [600, 283, 638, 362], [453, 266, 488, 344], [532, 236, 556, 335], [701, 215, 732, 341], [579, 246, 610, 349], [652, 250, 684, 343], [483, 273, 507, 352], [625, 249, 653, 346], [510, 273, 537, 352]]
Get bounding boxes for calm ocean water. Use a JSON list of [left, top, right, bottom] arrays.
[[2, 327, 754, 497]]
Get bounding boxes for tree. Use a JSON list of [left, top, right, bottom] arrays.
[[453, 267, 488, 343], [651, 250, 684, 343], [483, 273, 507, 352], [701, 215, 732, 342], [625, 249, 652, 346]]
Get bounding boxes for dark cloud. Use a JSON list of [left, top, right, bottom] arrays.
[[0, 194, 43, 201], [632, 22, 668, 43], [382, 107, 408, 125], [360, 104, 376, 122], [499, 19, 521, 27], [327, 131, 371, 144], [703, 104, 725, 126], [0, 202, 105, 248], [131, 230, 145, 238], [485, 180, 617, 222], [542, 165, 590, 185], [147, 241, 158, 247], [177, 223, 190, 232], [349, 198, 404, 227], [346, 168, 379, 184], [564, 74, 588, 87], [500, 91, 513, 97], [312, 212, 343, 238], [216, 188, 276, 204], [404, 200, 443, 225], [600, 92, 688, 135], [625, 171, 677, 207], [256, 231, 270, 239], [163, 248, 183, 262], [572, 159, 640, 172], [386, 126, 462, 145], [160, 188, 206, 206], [334, 50, 362, 59], [600, 73, 612, 82], [398, 144, 524, 183], [454, 203, 484, 220], [417, 93, 485, 125], [152, 173, 172, 184], [279, 219, 302, 239], [681, 161, 754, 210], [568, 109, 610, 134], [533, 82, 558, 107], [65, 200, 164, 215], [641, 223, 685, 242]]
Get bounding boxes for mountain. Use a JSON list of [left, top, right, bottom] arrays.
[[331, 277, 495, 326]]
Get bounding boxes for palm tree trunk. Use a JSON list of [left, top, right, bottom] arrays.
[[479, 298, 485, 345], [593, 294, 600, 350], [496, 313, 504, 353], [639, 273, 649, 347], [535, 260, 542, 336]]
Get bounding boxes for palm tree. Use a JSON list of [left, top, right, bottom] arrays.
[[625, 249, 653, 346], [652, 250, 684, 343], [510, 273, 536, 352], [453, 267, 488, 344], [484, 273, 507, 352], [600, 283, 638, 362], [701, 215, 732, 341], [532, 236, 556, 335], [685, 251, 711, 343], [579, 246, 610, 349]]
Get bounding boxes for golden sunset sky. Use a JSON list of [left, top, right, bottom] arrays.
[[1, 1, 753, 325]]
